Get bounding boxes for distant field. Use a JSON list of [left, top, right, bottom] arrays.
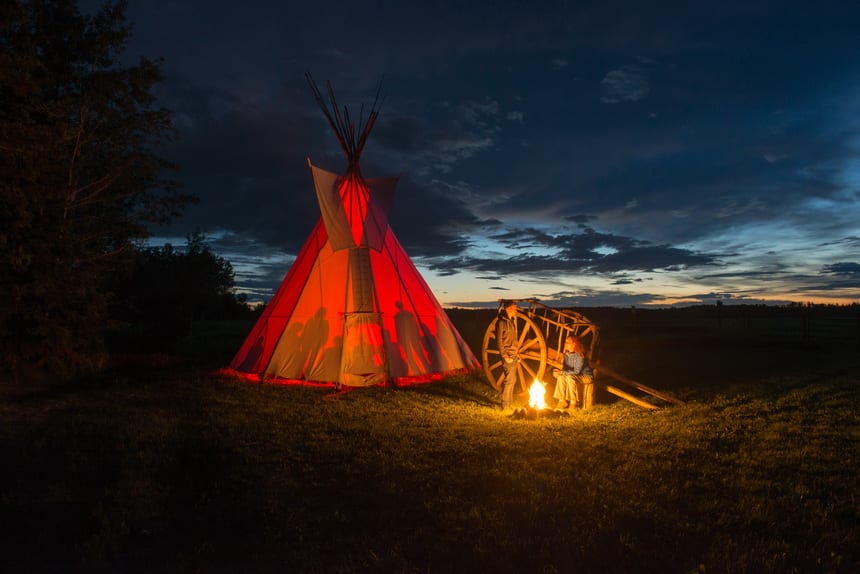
[[1, 307, 858, 573]]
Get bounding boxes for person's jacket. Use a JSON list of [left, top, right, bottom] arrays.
[[495, 314, 518, 361], [562, 351, 592, 376]]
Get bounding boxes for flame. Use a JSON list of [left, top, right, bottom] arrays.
[[528, 379, 547, 410]]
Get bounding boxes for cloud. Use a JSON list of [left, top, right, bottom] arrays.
[[601, 66, 651, 103], [461, 99, 500, 126], [506, 111, 525, 123], [148, 80, 331, 249], [815, 262, 860, 289], [822, 262, 860, 277], [372, 99, 502, 175], [564, 214, 598, 226], [425, 225, 719, 279], [97, 0, 860, 308], [446, 287, 778, 309]]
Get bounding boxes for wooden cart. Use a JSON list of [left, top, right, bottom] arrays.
[[481, 299, 682, 409]]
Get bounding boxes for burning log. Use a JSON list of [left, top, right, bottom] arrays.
[[511, 407, 570, 421], [511, 406, 571, 420], [510, 380, 572, 419]]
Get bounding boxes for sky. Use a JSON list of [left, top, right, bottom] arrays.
[[81, 0, 860, 308]]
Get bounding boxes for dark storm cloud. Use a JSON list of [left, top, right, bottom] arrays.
[[813, 262, 860, 290], [564, 214, 598, 226], [492, 86, 858, 248], [428, 225, 718, 278], [493, 226, 717, 272], [819, 236, 860, 249], [369, 96, 504, 179], [822, 262, 860, 278], [386, 177, 484, 259], [156, 76, 498, 262], [696, 269, 789, 281], [77, 0, 860, 305], [611, 278, 639, 285], [148, 77, 332, 250]]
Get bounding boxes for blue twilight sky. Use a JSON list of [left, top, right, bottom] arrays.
[[82, 0, 860, 307]]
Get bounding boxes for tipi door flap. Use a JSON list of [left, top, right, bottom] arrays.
[[340, 312, 389, 386]]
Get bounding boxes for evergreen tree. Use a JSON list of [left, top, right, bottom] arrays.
[[0, 1, 194, 376]]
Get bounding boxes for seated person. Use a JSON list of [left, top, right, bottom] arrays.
[[553, 335, 593, 409]]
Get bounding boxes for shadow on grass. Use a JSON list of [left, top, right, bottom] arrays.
[[398, 374, 500, 408]]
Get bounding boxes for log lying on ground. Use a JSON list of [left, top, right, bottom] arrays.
[[596, 364, 685, 405], [597, 383, 660, 410]]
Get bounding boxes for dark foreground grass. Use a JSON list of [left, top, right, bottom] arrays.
[[1, 318, 858, 573]]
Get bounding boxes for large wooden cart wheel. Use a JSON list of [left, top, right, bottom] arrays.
[[481, 312, 548, 393]]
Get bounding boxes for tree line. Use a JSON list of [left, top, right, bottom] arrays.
[[1, 1, 251, 379]]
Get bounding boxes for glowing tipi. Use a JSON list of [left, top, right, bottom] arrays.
[[229, 76, 479, 387]]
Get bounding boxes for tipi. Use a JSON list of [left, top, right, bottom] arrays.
[[228, 76, 479, 387]]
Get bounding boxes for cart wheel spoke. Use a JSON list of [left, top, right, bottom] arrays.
[[520, 360, 539, 381]]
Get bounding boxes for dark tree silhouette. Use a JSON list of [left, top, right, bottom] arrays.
[[0, 1, 195, 376], [113, 231, 252, 348]]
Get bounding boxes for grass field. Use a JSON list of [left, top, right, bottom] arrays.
[[1, 308, 858, 573]]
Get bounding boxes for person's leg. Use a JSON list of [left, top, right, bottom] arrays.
[[553, 376, 564, 401], [556, 375, 572, 408], [501, 362, 516, 408]]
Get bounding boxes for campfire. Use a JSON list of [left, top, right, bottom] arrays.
[[528, 379, 547, 409], [512, 379, 569, 419]]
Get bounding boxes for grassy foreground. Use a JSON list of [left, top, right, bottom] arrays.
[[1, 313, 858, 573]]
